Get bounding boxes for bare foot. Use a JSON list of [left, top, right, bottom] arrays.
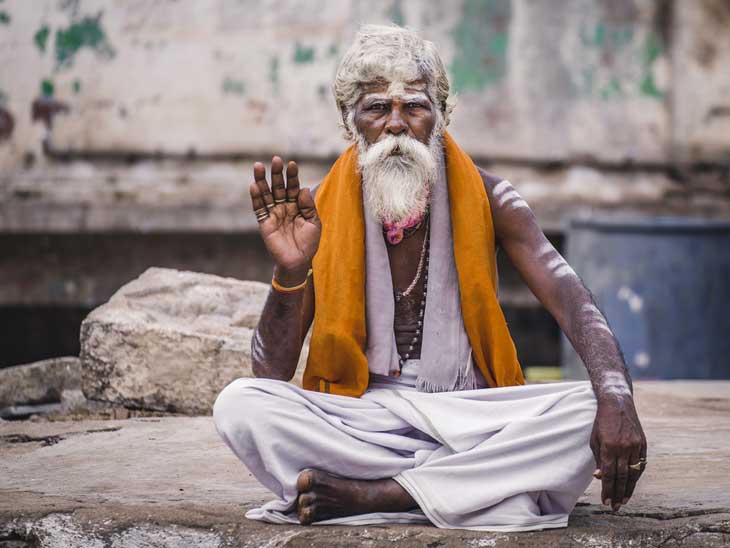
[[295, 469, 416, 525]]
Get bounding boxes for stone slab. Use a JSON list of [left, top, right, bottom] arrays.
[[1, 381, 729, 546], [80, 267, 308, 415], [0, 357, 86, 420]]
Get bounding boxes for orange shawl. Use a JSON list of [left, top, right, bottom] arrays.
[[304, 132, 524, 396]]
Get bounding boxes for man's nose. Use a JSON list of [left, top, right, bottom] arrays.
[[384, 108, 407, 136]]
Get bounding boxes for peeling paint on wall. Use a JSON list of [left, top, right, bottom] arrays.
[[54, 13, 115, 69], [0, 11, 10, 25], [387, 0, 405, 27], [640, 31, 665, 99], [34, 25, 50, 52], [450, 0, 511, 93], [573, 16, 666, 101], [41, 79, 54, 97], [0, 107, 14, 141], [221, 76, 245, 96], [0, 90, 13, 141], [293, 42, 315, 64]]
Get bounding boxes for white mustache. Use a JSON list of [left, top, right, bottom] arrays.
[[357, 131, 440, 224], [360, 134, 431, 167]]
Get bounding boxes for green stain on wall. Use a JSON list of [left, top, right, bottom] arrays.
[[599, 77, 622, 100], [327, 43, 338, 58], [387, 0, 405, 26], [72, 79, 81, 94], [640, 31, 665, 99], [0, 11, 10, 25], [222, 76, 246, 96], [34, 25, 50, 52], [581, 23, 634, 50], [450, 0, 511, 93], [54, 13, 115, 69], [293, 42, 315, 64], [41, 79, 54, 97]]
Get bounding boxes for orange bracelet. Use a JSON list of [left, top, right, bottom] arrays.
[[271, 269, 312, 294]]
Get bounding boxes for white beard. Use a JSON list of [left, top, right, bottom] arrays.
[[357, 131, 441, 224]]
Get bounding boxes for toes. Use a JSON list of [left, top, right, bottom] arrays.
[[297, 469, 315, 492], [299, 506, 315, 525], [298, 492, 315, 512], [297, 496, 317, 525]]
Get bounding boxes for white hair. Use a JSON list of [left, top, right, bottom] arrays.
[[333, 24, 455, 140]]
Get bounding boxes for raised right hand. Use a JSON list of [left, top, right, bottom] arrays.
[[250, 156, 321, 284]]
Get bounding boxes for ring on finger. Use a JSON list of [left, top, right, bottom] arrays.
[[628, 458, 647, 472], [254, 208, 269, 222], [265, 202, 275, 210], [286, 196, 298, 203], [274, 198, 286, 205]]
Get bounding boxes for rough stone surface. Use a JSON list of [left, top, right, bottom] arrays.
[[1, 381, 729, 546], [0, 357, 85, 420], [80, 267, 307, 414]]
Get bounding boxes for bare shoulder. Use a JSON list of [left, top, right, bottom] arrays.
[[475, 165, 504, 194]]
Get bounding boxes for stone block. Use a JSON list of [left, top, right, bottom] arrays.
[[80, 267, 305, 414], [0, 357, 82, 419]]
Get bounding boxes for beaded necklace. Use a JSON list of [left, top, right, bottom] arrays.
[[394, 215, 430, 370]]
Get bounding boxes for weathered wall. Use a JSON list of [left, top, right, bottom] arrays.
[[0, 0, 728, 236], [0, 0, 728, 169], [0, 0, 728, 366]]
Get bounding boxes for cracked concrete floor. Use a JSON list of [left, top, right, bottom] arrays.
[[1, 380, 729, 547]]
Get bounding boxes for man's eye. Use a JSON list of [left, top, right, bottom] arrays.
[[407, 102, 423, 109], [368, 103, 387, 111]]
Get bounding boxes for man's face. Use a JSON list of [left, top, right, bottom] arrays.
[[351, 79, 441, 225], [352, 80, 437, 146]]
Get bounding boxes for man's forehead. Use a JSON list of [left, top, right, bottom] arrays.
[[360, 80, 430, 100]]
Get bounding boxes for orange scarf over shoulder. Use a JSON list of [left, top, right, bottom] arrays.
[[304, 132, 524, 396]]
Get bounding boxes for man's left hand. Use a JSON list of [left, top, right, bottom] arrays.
[[590, 395, 647, 511]]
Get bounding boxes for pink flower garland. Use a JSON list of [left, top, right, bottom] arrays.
[[383, 209, 427, 245]]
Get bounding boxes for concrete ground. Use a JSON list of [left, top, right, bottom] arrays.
[[1, 381, 729, 547]]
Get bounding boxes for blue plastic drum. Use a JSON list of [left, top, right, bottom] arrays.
[[562, 216, 730, 380]]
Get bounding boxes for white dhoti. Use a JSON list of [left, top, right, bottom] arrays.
[[213, 361, 598, 532]]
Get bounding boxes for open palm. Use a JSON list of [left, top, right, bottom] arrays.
[[250, 157, 321, 276]]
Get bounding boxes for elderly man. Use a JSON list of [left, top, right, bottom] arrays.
[[213, 25, 647, 531]]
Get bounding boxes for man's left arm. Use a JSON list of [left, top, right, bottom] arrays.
[[478, 168, 647, 512]]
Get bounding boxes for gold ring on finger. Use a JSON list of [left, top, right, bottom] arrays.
[[286, 196, 298, 203], [265, 202, 275, 210], [628, 459, 647, 472], [274, 198, 286, 204]]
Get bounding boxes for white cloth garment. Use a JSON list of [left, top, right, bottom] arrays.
[[365, 147, 479, 391], [213, 361, 598, 532]]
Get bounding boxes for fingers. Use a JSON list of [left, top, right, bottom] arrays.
[[613, 453, 630, 510], [600, 443, 616, 509], [625, 435, 647, 501], [624, 446, 642, 503], [253, 162, 274, 211], [298, 187, 320, 226], [285, 161, 300, 207], [250, 181, 270, 223], [270, 156, 286, 205]]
